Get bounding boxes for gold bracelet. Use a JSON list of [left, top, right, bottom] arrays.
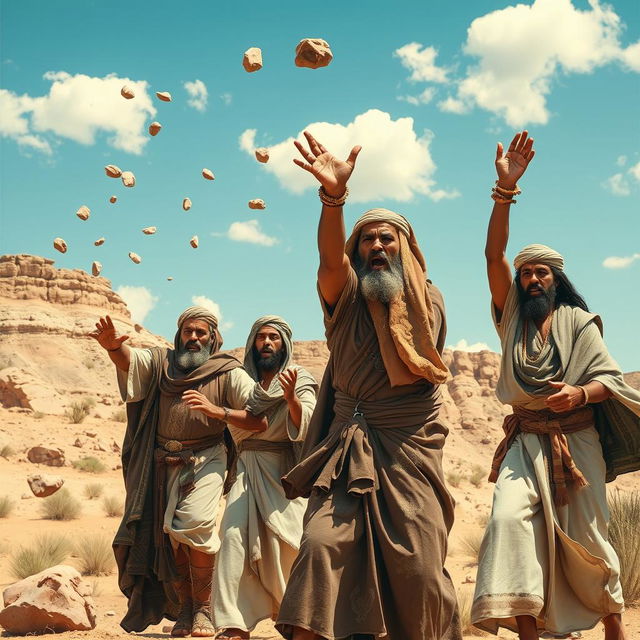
[[491, 191, 516, 205], [494, 181, 522, 196], [319, 185, 349, 207], [578, 385, 590, 406]]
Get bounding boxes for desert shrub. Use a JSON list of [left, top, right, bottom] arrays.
[[458, 528, 485, 564], [75, 534, 114, 576], [0, 495, 14, 518], [456, 588, 484, 635], [446, 470, 464, 488], [72, 456, 106, 473], [468, 465, 486, 488], [111, 407, 127, 423], [102, 495, 124, 518], [0, 444, 15, 459], [608, 490, 640, 605], [33, 411, 44, 419], [40, 488, 82, 521], [84, 483, 104, 500], [66, 401, 90, 424], [81, 397, 96, 410], [9, 533, 73, 579]]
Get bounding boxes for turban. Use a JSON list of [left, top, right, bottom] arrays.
[[174, 305, 222, 352], [243, 315, 293, 381], [514, 244, 564, 271], [342, 208, 448, 387]]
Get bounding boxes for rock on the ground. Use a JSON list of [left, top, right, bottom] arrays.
[[26, 446, 65, 467], [0, 564, 96, 633], [27, 473, 64, 497]]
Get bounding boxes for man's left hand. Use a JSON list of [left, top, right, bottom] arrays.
[[278, 368, 298, 402], [182, 389, 221, 419], [544, 381, 584, 413]]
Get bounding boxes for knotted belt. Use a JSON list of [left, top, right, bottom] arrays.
[[153, 433, 225, 547], [489, 404, 595, 506]]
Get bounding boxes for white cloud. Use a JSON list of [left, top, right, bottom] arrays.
[[394, 43, 449, 83], [616, 155, 627, 167], [397, 87, 436, 106], [239, 109, 459, 203], [602, 254, 640, 269], [396, 1, 639, 127], [220, 92, 232, 106], [191, 295, 233, 330], [628, 161, 640, 181], [116, 285, 158, 324], [227, 220, 278, 247], [1, 71, 156, 155], [184, 79, 208, 112], [603, 172, 631, 196], [447, 339, 492, 352]]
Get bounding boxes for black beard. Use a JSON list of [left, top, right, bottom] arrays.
[[175, 341, 213, 371], [518, 283, 556, 321], [253, 346, 285, 373], [355, 251, 404, 304]]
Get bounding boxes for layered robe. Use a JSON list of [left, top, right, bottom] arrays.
[[472, 284, 640, 635], [113, 347, 254, 632], [276, 269, 461, 640]]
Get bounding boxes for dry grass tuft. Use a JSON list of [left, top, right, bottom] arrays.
[[9, 533, 73, 579], [72, 456, 107, 473], [458, 528, 485, 564], [0, 495, 14, 518], [446, 470, 464, 488], [468, 465, 486, 488], [0, 444, 16, 459], [75, 534, 114, 576], [456, 588, 485, 635], [40, 488, 82, 521], [84, 482, 104, 500], [103, 495, 124, 518], [111, 407, 127, 423], [608, 490, 640, 606], [66, 401, 90, 424]]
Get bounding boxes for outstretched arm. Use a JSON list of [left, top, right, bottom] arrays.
[[182, 390, 268, 432], [293, 131, 361, 308], [89, 315, 131, 372], [485, 131, 535, 316]]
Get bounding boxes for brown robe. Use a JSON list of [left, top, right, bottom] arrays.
[[113, 347, 241, 632], [276, 269, 461, 640]]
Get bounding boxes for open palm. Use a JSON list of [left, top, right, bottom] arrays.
[[294, 131, 361, 196], [496, 130, 535, 187]]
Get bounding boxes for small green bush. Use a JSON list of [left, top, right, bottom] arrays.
[[0, 495, 14, 518], [102, 495, 124, 518], [75, 534, 114, 576], [0, 444, 15, 459], [72, 456, 107, 473], [9, 533, 73, 579], [468, 465, 486, 488], [84, 483, 104, 499], [446, 470, 464, 488], [608, 490, 640, 606], [66, 402, 90, 424], [40, 488, 82, 521]]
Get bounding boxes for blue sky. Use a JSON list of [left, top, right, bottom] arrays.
[[1, 0, 639, 370]]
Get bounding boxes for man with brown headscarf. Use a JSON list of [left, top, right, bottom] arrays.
[[274, 132, 462, 640], [474, 131, 640, 640], [91, 307, 265, 637]]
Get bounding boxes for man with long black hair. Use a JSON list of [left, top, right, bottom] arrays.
[[472, 131, 640, 640]]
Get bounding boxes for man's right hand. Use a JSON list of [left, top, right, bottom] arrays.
[[90, 315, 130, 351], [293, 131, 361, 197]]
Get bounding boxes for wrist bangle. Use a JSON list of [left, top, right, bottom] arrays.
[[578, 385, 590, 406], [319, 185, 349, 207], [494, 181, 521, 196], [223, 406, 231, 421], [491, 191, 516, 205]]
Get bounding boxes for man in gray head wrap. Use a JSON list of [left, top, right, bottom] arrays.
[[474, 131, 639, 640], [213, 315, 317, 640], [276, 132, 462, 640], [91, 307, 265, 637]]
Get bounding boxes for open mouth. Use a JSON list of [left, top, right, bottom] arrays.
[[186, 343, 200, 351], [369, 256, 388, 270]]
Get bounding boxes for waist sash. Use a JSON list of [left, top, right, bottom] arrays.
[[489, 405, 594, 506]]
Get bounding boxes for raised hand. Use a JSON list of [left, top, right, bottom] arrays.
[[293, 131, 361, 197], [495, 131, 535, 189], [90, 315, 130, 351], [278, 368, 298, 402]]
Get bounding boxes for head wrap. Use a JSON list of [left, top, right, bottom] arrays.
[[514, 244, 564, 271], [243, 315, 293, 381], [174, 305, 223, 353], [343, 209, 448, 387]]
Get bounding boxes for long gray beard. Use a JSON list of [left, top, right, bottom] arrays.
[[357, 254, 404, 304], [175, 343, 213, 372]]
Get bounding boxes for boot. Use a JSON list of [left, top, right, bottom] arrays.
[[189, 552, 215, 637], [171, 545, 193, 637]]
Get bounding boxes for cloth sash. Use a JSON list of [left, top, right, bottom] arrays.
[[286, 390, 439, 498], [489, 405, 594, 506], [237, 438, 295, 480]]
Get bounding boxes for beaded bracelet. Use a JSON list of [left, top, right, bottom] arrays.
[[491, 191, 517, 205], [319, 185, 349, 207], [494, 181, 522, 196]]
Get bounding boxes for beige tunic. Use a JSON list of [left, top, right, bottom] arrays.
[[472, 288, 628, 635], [213, 370, 317, 631], [117, 348, 254, 553]]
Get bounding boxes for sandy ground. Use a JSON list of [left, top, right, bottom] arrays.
[[0, 407, 638, 639]]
